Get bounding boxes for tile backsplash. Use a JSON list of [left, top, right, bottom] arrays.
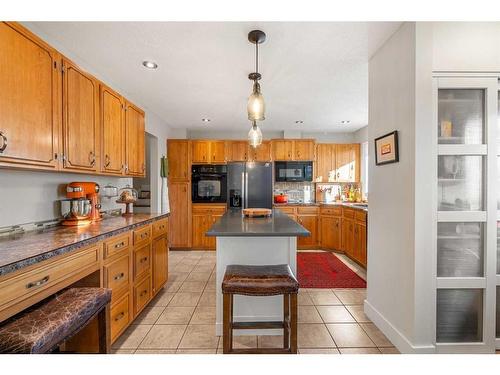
[[273, 182, 315, 203]]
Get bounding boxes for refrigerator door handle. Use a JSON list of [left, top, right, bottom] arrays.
[[241, 171, 246, 209], [245, 172, 249, 208]]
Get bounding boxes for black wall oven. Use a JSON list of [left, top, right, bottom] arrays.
[[274, 161, 313, 182], [191, 164, 227, 203]]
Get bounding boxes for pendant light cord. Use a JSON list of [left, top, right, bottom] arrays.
[[255, 43, 259, 75]]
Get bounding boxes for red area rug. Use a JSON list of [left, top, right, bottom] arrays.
[[297, 252, 366, 288]]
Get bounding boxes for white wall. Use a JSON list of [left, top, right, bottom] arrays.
[[353, 126, 368, 143], [0, 170, 131, 227], [366, 22, 417, 350], [432, 22, 500, 72]]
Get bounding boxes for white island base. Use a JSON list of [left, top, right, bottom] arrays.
[[215, 236, 297, 336]]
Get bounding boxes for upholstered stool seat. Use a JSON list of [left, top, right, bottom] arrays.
[[0, 287, 111, 354], [222, 264, 299, 354]]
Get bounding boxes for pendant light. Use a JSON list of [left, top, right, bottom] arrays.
[[248, 120, 263, 148], [246, 30, 266, 148]]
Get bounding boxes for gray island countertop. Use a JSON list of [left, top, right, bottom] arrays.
[[206, 209, 310, 237]]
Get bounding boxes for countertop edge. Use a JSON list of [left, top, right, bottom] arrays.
[[0, 213, 170, 277]]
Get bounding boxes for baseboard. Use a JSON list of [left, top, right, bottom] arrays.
[[364, 300, 436, 354]]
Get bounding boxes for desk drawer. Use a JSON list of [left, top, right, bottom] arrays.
[[111, 293, 130, 342], [103, 233, 130, 259], [134, 244, 151, 281], [152, 218, 168, 238], [103, 255, 130, 302], [134, 277, 151, 315], [133, 225, 152, 246], [0, 245, 100, 319]]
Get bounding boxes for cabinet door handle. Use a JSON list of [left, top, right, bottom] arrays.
[[114, 312, 125, 321], [0, 131, 7, 153], [140, 256, 148, 263], [26, 276, 50, 289], [89, 151, 96, 167], [140, 232, 148, 239], [114, 272, 125, 281], [114, 241, 125, 249], [140, 290, 148, 297], [104, 154, 111, 168]]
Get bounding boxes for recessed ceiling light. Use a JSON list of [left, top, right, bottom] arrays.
[[341, 120, 350, 124], [202, 118, 211, 123], [142, 61, 158, 69], [295, 120, 304, 124]]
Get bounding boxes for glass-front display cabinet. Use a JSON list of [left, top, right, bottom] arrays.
[[434, 76, 498, 353]]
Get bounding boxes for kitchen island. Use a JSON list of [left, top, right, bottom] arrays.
[[206, 209, 309, 336]]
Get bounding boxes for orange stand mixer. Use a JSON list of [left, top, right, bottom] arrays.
[[61, 182, 102, 226]]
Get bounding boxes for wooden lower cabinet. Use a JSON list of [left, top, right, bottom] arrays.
[[169, 182, 191, 248], [320, 215, 341, 250], [297, 215, 319, 248], [110, 293, 130, 342], [192, 205, 226, 250], [152, 235, 168, 295], [342, 217, 355, 259]]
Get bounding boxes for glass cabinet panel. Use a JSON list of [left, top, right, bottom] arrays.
[[438, 89, 484, 144], [438, 155, 484, 211], [436, 289, 483, 343], [437, 222, 484, 277]]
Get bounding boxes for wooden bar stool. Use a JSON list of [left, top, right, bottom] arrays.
[[0, 287, 111, 354], [222, 264, 299, 354]]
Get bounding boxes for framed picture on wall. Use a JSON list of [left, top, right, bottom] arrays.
[[374, 131, 399, 166]]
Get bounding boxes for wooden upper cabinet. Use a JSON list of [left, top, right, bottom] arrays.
[[192, 141, 210, 163], [336, 144, 360, 182], [316, 144, 336, 182], [100, 85, 124, 175], [124, 101, 145, 177], [210, 141, 226, 163], [167, 140, 190, 181], [62, 58, 99, 172], [272, 140, 294, 161], [227, 141, 248, 162], [294, 140, 315, 161], [0, 22, 61, 171], [249, 140, 271, 162]]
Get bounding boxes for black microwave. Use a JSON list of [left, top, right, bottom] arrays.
[[274, 161, 313, 182]]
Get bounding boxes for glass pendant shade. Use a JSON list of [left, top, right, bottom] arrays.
[[247, 82, 265, 121], [248, 121, 263, 148]]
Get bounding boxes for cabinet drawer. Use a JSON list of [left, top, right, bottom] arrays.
[[134, 277, 151, 315], [103, 255, 130, 302], [134, 244, 151, 281], [342, 207, 355, 218], [297, 206, 319, 215], [133, 225, 152, 246], [103, 233, 130, 259], [152, 218, 168, 238], [0, 245, 100, 314], [355, 210, 367, 223], [210, 207, 226, 215], [277, 206, 296, 215], [320, 206, 342, 216], [111, 293, 130, 342]]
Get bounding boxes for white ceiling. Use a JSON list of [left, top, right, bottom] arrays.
[[25, 22, 401, 132]]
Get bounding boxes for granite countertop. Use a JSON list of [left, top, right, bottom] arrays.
[[274, 202, 368, 212], [206, 209, 310, 237], [0, 213, 169, 277]]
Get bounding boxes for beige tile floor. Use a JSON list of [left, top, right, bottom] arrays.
[[112, 250, 399, 354]]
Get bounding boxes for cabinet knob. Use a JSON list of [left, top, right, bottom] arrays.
[[0, 131, 7, 153]]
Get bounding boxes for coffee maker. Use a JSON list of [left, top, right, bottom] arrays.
[[61, 182, 101, 226]]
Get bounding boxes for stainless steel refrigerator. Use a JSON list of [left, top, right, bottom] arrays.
[[227, 162, 273, 209]]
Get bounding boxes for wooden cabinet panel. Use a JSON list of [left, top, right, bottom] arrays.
[[192, 214, 208, 248], [103, 233, 130, 260], [211, 141, 226, 163], [103, 255, 130, 303], [249, 141, 271, 162], [100, 85, 124, 175], [192, 205, 225, 250], [207, 213, 223, 249], [227, 141, 248, 161], [272, 140, 294, 161], [62, 58, 99, 172], [294, 140, 315, 161], [320, 216, 341, 250], [297, 215, 318, 248], [134, 276, 151, 316], [133, 225, 152, 246], [168, 182, 191, 247], [110, 293, 130, 342], [0, 22, 61, 171], [152, 236, 168, 294], [192, 140, 210, 163], [152, 218, 168, 239], [167, 140, 190, 181], [336, 144, 360, 182], [342, 217, 355, 257], [133, 244, 151, 281], [125, 101, 145, 176], [316, 144, 336, 182]]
